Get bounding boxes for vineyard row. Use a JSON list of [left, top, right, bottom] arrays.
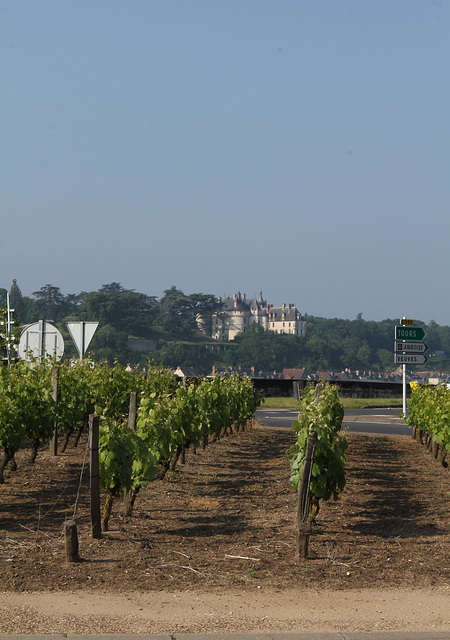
[[0, 360, 260, 520], [405, 381, 450, 466]]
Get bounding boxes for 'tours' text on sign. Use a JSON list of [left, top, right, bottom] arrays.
[[395, 326, 426, 341]]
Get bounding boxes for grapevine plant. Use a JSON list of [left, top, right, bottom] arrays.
[[0, 359, 55, 479], [289, 382, 347, 523], [405, 381, 449, 464], [57, 359, 98, 450], [137, 374, 261, 478], [0, 363, 27, 482], [98, 416, 157, 530]]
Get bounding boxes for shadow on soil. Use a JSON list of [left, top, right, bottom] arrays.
[[346, 436, 446, 539]]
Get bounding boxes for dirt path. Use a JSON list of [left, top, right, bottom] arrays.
[[1, 587, 449, 633]]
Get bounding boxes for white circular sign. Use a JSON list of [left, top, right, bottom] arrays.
[[18, 321, 64, 362]]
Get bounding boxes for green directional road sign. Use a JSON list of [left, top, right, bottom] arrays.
[[395, 326, 426, 341]]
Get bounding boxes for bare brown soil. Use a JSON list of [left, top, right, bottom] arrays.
[[0, 422, 449, 633]]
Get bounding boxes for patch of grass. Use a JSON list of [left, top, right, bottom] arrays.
[[239, 482, 263, 493], [165, 471, 181, 483], [340, 397, 403, 410], [261, 397, 300, 409], [262, 396, 403, 410]]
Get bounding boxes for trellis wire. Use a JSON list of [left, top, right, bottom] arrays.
[[72, 434, 90, 519]]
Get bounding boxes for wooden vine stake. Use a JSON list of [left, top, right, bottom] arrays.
[[123, 392, 137, 516], [63, 519, 80, 563], [296, 430, 317, 559], [89, 414, 102, 539]]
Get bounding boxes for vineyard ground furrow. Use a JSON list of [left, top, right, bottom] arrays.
[[0, 424, 448, 598]]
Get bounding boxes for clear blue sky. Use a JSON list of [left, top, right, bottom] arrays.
[[2, 1, 449, 324]]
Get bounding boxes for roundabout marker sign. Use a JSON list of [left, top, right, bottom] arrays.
[[18, 321, 64, 362]]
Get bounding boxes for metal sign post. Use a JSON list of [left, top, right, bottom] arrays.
[[5, 293, 14, 365], [403, 363, 407, 416]]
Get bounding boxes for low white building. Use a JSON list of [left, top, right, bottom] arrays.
[[267, 302, 305, 336], [208, 291, 306, 341]]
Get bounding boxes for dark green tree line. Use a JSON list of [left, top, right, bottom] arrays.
[[4, 278, 450, 373]]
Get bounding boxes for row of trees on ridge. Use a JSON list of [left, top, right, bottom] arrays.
[[2, 280, 450, 374]]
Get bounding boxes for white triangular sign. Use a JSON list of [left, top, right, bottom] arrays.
[[67, 321, 99, 358]]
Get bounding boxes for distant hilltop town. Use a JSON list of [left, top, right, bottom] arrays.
[[198, 290, 306, 341]]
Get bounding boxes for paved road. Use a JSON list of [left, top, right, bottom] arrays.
[[255, 407, 410, 436]]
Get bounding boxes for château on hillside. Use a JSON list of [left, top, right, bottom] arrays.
[[198, 290, 306, 341]]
